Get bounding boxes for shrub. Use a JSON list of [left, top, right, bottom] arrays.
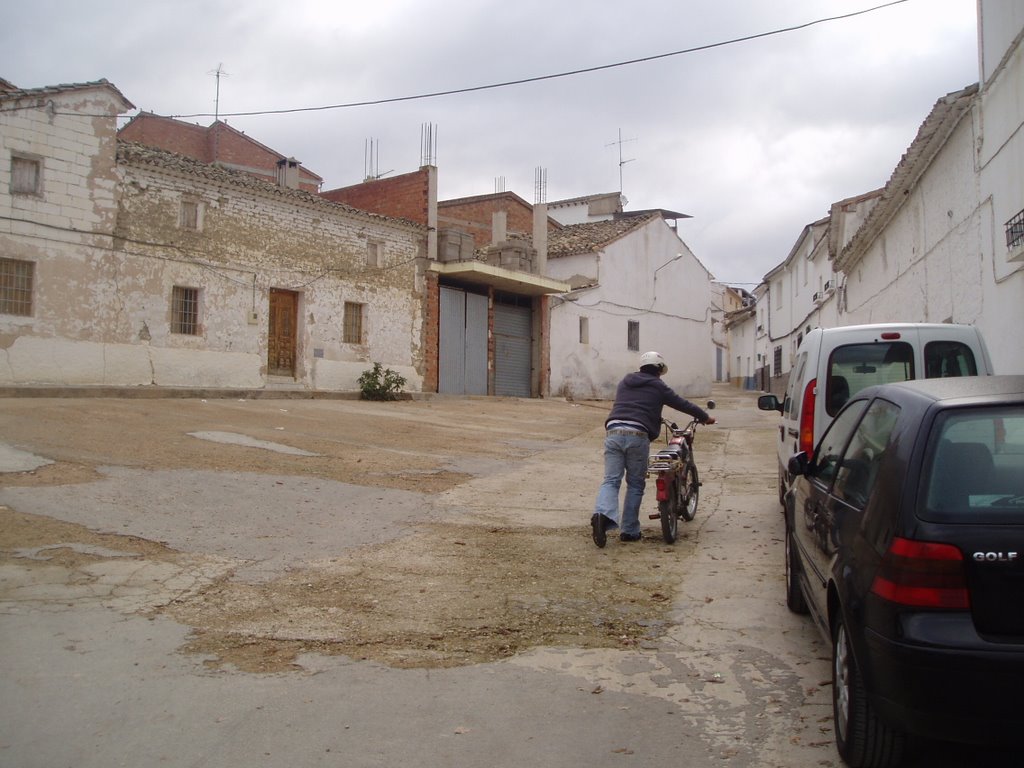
[[358, 362, 407, 401]]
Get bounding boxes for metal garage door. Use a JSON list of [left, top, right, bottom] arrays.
[[494, 302, 532, 397], [439, 287, 487, 395]]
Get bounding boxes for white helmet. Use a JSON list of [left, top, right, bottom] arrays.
[[639, 351, 668, 374]]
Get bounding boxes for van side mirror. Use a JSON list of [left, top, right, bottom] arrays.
[[706, 400, 716, 410], [757, 394, 783, 413], [787, 451, 810, 477]]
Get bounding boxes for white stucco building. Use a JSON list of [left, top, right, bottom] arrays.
[[544, 212, 715, 399]]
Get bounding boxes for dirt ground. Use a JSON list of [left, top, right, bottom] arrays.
[[0, 394, 719, 673]]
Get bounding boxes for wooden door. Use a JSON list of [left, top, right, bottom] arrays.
[[268, 288, 298, 376]]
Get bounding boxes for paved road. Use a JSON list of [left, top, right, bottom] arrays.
[[0, 385, 1009, 767]]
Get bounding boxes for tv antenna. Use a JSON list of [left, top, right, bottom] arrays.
[[208, 63, 230, 121], [606, 128, 636, 193], [364, 138, 392, 180]]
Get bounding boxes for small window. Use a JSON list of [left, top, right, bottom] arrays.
[[11, 156, 41, 195], [366, 241, 382, 267], [0, 258, 35, 316], [627, 320, 639, 352], [180, 200, 200, 231], [343, 302, 364, 344], [171, 286, 200, 335], [579, 316, 589, 344]]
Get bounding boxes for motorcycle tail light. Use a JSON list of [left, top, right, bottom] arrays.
[[655, 476, 669, 502], [870, 537, 969, 609]]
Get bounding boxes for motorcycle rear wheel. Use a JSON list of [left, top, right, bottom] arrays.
[[658, 492, 679, 544]]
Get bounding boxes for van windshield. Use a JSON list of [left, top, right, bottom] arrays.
[[826, 342, 914, 416]]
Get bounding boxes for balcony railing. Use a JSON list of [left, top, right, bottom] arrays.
[[1007, 208, 1024, 249]]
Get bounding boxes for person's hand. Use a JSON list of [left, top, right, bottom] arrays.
[[704, 416, 717, 425]]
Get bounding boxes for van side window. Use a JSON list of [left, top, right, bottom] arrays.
[[924, 341, 978, 378], [784, 352, 807, 418], [826, 342, 915, 416]]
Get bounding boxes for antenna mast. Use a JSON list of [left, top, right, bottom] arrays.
[[606, 128, 636, 193], [209, 63, 230, 121]]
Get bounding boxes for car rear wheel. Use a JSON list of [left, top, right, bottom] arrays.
[[784, 524, 809, 615], [832, 617, 905, 768]]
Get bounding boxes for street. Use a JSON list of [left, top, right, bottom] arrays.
[[0, 385, 1005, 767]]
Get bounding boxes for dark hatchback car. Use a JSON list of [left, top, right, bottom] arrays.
[[784, 375, 1024, 767]]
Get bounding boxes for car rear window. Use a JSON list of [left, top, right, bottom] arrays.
[[826, 342, 915, 416], [924, 341, 978, 378], [921, 406, 1024, 522]]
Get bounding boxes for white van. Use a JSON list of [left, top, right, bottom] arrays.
[[757, 323, 994, 503]]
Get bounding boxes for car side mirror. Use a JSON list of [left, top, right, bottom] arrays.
[[788, 451, 810, 477], [758, 394, 783, 413]]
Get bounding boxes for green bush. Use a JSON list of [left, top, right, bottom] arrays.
[[358, 362, 407, 401]]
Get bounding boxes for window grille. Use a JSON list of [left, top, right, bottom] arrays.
[[773, 346, 783, 378], [1006, 209, 1024, 249], [171, 286, 199, 335], [627, 320, 639, 351], [343, 302, 364, 344], [0, 258, 34, 316]]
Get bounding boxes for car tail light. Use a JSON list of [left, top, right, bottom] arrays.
[[799, 378, 816, 454], [871, 537, 969, 609]]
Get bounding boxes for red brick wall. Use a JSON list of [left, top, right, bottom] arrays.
[[118, 115, 321, 193], [438, 195, 542, 249], [320, 168, 431, 225]]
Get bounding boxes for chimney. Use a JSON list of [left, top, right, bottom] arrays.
[[277, 157, 301, 189], [533, 202, 548, 274]]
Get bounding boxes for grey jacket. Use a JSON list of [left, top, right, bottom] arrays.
[[605, 371, 711, 441]]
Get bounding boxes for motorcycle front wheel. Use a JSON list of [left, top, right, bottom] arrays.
[[680, 463, 699, 521]]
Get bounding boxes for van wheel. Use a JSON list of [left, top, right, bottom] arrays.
[[833, 617, 904, 768]]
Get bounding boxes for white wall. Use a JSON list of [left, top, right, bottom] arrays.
[[548, 217, 715, 399]]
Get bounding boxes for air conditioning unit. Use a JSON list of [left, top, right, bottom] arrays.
[[812, 291, 822, 304], [823, 279, 832, 292]]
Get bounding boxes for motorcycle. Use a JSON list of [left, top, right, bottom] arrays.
[[647, 401, 715, 543]]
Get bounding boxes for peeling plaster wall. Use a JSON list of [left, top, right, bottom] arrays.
[[2, 91, 427, 390]]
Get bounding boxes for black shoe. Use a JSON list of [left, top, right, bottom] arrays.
[[619, 532, 642, 543], [591, 513, 608, 548]]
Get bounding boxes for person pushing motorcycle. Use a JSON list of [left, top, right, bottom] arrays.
[[591, 351, 716, 547]]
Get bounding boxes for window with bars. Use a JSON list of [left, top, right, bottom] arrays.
[[1007, 209, 1024, 249], [343, 302, 364, 344], [11, 156, 41, 195], [0, 258, 34, 316], [171, 286, 200, 335], [627, 320, 640, 352]]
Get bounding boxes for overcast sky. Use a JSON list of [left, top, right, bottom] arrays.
[[3, 0, 979, 286]]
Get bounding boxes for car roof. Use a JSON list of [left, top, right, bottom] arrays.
[[856, 374, 1024, 406]]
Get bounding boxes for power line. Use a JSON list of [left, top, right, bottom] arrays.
[[169, 1, 909, 120]]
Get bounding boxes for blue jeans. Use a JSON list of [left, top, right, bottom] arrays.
[[594, 431, 650, 537]]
